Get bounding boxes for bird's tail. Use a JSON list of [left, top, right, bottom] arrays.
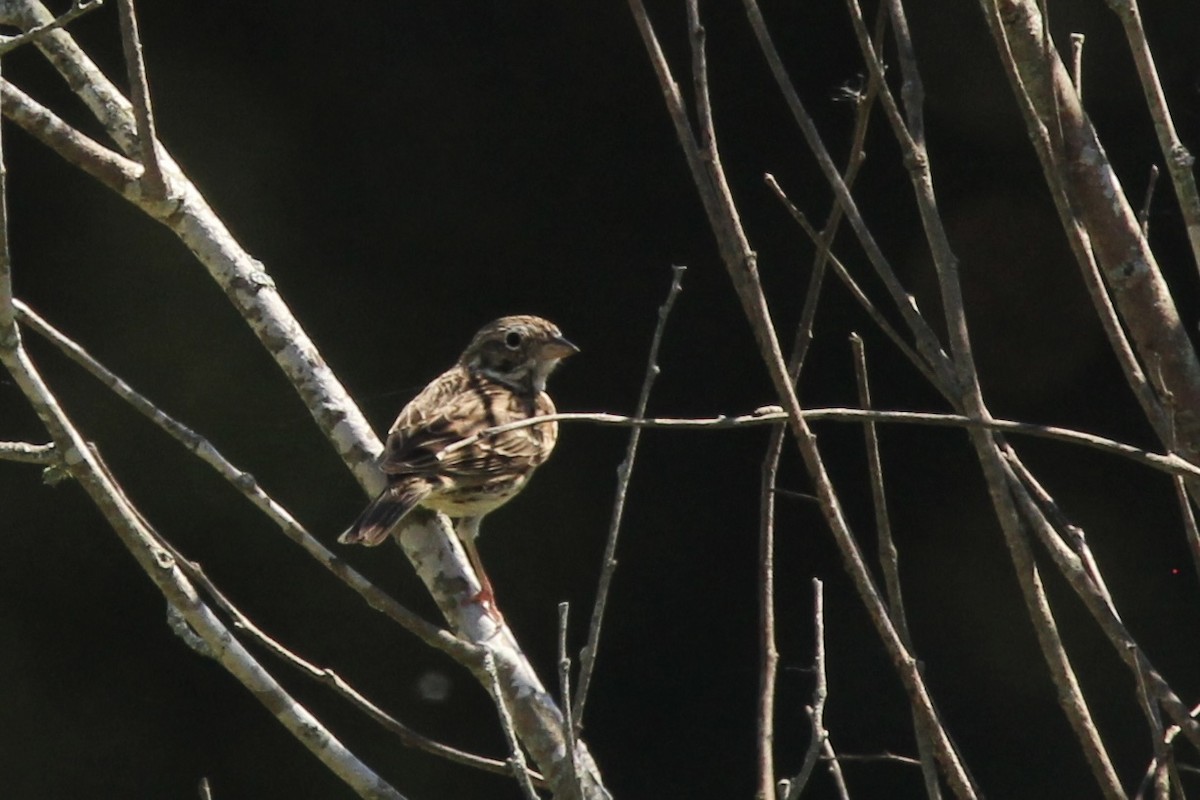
[[338, 480, 432, 546]]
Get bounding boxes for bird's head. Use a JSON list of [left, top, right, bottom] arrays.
[[461, 315, 578, 394]]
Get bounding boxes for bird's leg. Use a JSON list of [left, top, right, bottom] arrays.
[[458, 518, 502, 621]]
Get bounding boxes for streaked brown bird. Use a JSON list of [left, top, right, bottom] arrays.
[[339, 315, 578, 610]]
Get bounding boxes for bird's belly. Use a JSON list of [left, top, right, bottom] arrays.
[[421, 478, 528, 518]]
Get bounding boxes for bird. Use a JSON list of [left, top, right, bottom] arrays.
[[339, 315, 578, 613]]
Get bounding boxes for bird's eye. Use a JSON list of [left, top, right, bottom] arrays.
[[505, 331, 523, 349]]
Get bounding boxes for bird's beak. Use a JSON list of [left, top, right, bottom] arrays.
[[541, 335, 580, 360]]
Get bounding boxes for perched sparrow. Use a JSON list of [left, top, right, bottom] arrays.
[[339, 315, 578, 610]]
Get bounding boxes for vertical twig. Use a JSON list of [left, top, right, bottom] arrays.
[[557, 602, 581, 800], [758, 427, 781, 800], [1139, 165, 1160, 238], [758, 29, 888, 793], [198, 777, 213, 800], [850, 334, 942, 800], [1131, 648, 1173, 800], [782, 579, 849, 800], [573, 264, 686, 725], [483, 649, 541, 800], [115, 0, 165, 199], [0, 56, 11, 328], [1070, 33, 1085, 95]]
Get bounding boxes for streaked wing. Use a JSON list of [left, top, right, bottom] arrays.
[[380, 369, 556, 483]]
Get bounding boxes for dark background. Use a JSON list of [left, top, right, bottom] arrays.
[[2, 1, 1200, 798]]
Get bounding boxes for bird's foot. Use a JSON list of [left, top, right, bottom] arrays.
[[468, 586, 505, 624]]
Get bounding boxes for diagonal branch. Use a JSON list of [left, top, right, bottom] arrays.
[[1, 0, 384, 489], [13, 298, 472, 664]]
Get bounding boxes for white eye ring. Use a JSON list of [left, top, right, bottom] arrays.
[[504, 331, 523, 350]]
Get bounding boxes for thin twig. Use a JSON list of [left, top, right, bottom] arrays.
[[822, 752, 924, 767], [763, 173, 947, 399], [0, 440, 56, 464], [115, 0, 165, 198], [1004, 452, 1119, 616], [1174, 476, 1200, 590], [999, 448, 1200, 753], [850, 336, 908, 637], [439, 407, 1200, 483], [1107, 0, 1200, 277], [0, 0, 102, 56], [850, 334, 941, 800], [1140, 165, 1160, 238], [0, 61, 12, 330], [1131, 644, 1173, 800], [1070, 33, 1085, 96], [198, 777, 212, 800], [573, 264, 685, 726], [741, 0, 958, 394], [758, 421, 781, 800], [557, 603, 581, 800], [783, 579, 848, 800], [483, 649, 541, 800]]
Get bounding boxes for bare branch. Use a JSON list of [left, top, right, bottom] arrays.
[[0, 0, 101, 56], [757, 416, 781, 800], [1070, 33, 1084, 95], [0, 439, 55, 464], [115, 0, 165, 197], [0, 81, 142, 201], [573, 264, 685, 726], [442, 407, 1200, 483], [740, 0, 957, 393], [1175, 477, 1200, 589], [822, 752, 924, 767], [1107, 0, 1200, 275], [764, 174, 948, 402], [851, 335, 942, 800], [557, 603, 582, 800], [999, 448, 1200, 752], [783, 579, 849, 800]]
